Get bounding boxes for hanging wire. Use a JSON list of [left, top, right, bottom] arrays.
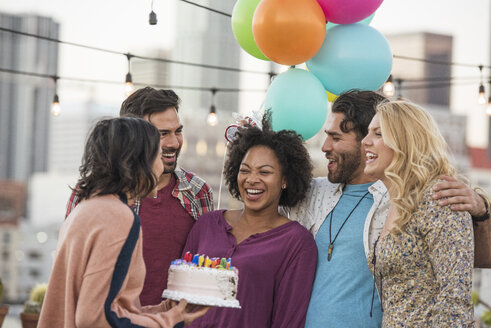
[[0, 67, 268, 93], [0, 27, 268, 76], [178, 0, 232, 17]]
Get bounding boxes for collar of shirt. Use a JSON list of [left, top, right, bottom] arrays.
[[133, 168, 213, 219], [287, 178, 388, 258]]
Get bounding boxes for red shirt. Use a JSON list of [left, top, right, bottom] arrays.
[[139, 174, 195, 306]]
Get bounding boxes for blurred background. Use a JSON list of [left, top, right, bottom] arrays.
[[0, 0, 490, 326]]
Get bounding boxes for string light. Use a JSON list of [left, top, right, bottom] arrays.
[[207, 88, 218, 126], [487, 80, 491, 116], [51, 76, 61, 116], [383, 74, 395, 97], [395, 78, 403, 100], [125, 53, 134, 96], [149, 0, 157, 25], [478, 65, 487, 105]]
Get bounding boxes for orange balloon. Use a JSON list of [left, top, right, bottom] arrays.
[[252, 0, 326, 66]]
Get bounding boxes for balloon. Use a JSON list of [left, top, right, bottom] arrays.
[[231, 0, 269, 61], [252, 0, 326, 65], [264, 68, 328, 140], [327, 91, 338, 103], [306, 67, 338, 103], [326, 12, 375, 30], [306, 24, 392, 95], [317, 0, 383, 24]]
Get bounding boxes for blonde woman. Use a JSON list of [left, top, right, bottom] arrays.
[[361, 101, 474, 327]]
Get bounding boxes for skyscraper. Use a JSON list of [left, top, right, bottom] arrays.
[[171, 1, 239, 119], [386, 32, 453, 107], [0, 13, 59, 182]]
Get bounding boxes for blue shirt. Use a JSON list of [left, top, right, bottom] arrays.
[[305, 183, 382, 328]]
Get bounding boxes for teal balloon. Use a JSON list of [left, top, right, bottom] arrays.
[[264, 68, 328, 140], [232, 0, 269, 61], [326, 12, 375, 30], [306, 24, 392, 95]]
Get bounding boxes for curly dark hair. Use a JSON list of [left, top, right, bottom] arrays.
[[120, 87, 180, 118], [332, 89, 387, 140], [224, 118, 313, 207], [75, 117, 161, 201]]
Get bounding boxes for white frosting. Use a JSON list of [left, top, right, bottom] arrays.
[[162, 264, 241, 308]]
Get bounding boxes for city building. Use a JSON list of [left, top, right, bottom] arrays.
[[386, 32, 452, 107], [0, 180, 25, 302], [0, 13, 59, 182], [170, 1, 240, 120], [49, 101, 118, 174]]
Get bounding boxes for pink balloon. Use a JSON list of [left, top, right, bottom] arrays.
[[317, 0, 383, 24]]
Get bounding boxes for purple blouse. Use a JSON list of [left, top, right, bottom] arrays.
[[183, 210, 317, 328]]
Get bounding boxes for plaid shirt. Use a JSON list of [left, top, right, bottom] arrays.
[[65, 167, 214, 220]]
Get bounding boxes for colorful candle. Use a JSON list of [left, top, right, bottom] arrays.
[[192, 254, 199, 265]]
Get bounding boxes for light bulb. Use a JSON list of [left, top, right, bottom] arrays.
[[207, 112, 217, 126], [478, 84, 486, 105], [383, 82, 394, 97], [478, 93, 486, 105], [149, 11, 157, 25], [125, 72, 134, 96], [125, 81, 134, 96], [486, 106, 491, 116], [51, 94, 61, 116], [207, 104, 217, 126]]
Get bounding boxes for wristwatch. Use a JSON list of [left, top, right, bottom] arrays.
[[472, 201, 490, 222]]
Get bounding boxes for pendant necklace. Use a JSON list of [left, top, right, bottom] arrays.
[[327, 191, 370, 261]]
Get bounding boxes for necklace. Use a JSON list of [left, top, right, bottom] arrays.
[[327, 191, 370, 261]]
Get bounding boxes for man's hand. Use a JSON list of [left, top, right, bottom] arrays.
[[170, 299, 211, 326], [432, 175, 486, 217]]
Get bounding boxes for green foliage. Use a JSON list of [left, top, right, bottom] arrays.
[[23, 283, 47, 314], [23, 300, 41, 314], [472, 291, 480, 306], [482, 310, 491, 326], [29, 283, 47, 305]]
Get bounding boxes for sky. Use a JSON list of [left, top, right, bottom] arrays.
[[0, 0, 490, 146]]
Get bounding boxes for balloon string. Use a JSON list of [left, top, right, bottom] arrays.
[[217, 142, 228, 210]]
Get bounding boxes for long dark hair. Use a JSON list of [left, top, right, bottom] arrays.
[[75, 117, 161, 200]]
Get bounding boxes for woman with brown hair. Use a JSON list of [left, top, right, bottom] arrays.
[[39, 117, 208, 328]]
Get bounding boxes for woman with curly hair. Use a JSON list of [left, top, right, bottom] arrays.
[[183, 118, 317, 328], [39, 117, 208, 328], [362, 101, 474, 327]]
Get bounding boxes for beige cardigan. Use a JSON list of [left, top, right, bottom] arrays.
[[38, 194, 184, 328]]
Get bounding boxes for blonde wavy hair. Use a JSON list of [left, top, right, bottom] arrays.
[[376, 101, 456, 233]]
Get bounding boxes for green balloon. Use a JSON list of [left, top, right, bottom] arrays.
[[232, 0, 269, 61]]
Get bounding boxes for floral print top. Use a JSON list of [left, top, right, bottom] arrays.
[[368, 181, 474, 327]]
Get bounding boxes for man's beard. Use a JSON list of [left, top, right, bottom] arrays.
[[162, 148, 180, 174], [327, 146, 362, 184]]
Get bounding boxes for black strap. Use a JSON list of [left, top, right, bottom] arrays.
[[103, 193, 145, 328]]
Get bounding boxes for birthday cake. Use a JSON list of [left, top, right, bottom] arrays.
[[162, 253, 241, 308]]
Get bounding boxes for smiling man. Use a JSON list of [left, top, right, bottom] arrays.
[[65, 87, 214, 306], [286, 89, 491, 328]]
